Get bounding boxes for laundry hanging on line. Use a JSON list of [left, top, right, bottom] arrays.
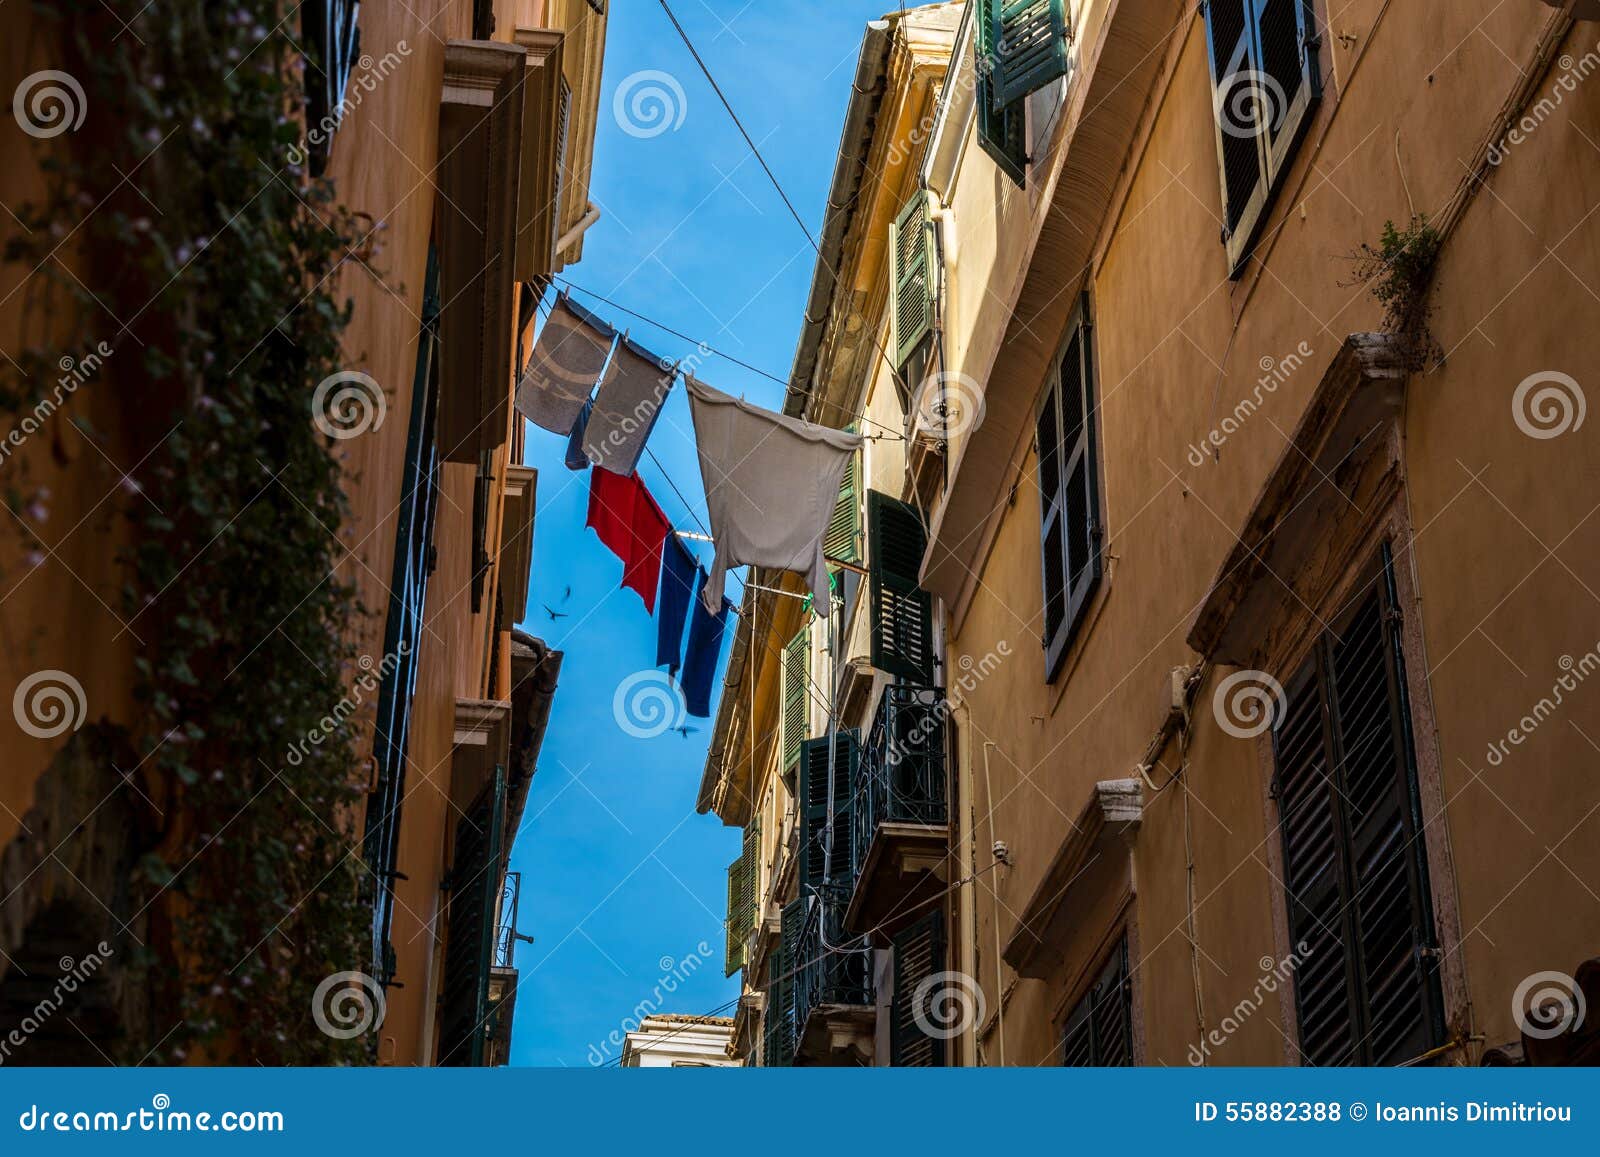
[[583, 335, 677, 475], [586, 467, 670, 613], [564, 397, 594, 471], [682, 568, 730, 719], [686, 376, 864, 618], [515, 293, 615, 436], [655, 532, 698, 676]]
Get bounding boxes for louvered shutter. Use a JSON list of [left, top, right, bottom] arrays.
[[890, 192, 933, 368], [890, 909, 947, 1066], [1273, 555, 1442, 1065], [1036, 301, 1102, 681], [986, 0, 1070, 109], [1060, 936, 1133, 1065], [764, 899, 803, 1066], [1203, 0, 1320, 273], [438, 765, 508, 1066], [824, 450, 863, 566], [976, 5, 1028, 185], [781, 624, 810, 773], [724, 817, 760, 977], [868, 490, 935, 684], [798, 732, 860, 890], [762, 955, 788, 1067]]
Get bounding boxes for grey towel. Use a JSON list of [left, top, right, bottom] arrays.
[[686, 377, 863, 618], [582, 335, 677, 474], [515, 295, 615, 435]]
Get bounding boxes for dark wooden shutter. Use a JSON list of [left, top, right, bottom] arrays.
[[764, 899, 804, 1067], [868, 490, 935, 684], [1203, 0, 1320, 274], [799, 733, 860, 890], [976, 6, 1028, 185], [1060, 935, 1133, 1065], [365, 247, 443, 984], [824, 450, 863, 566], [890, 192, 933, 367], [1036, 299, 1102, 681], [301, 1, 361, 176], [987, 0, 1071, 109], [890, 909, 948, 1066], [438, 765, 508, 1066], [781, 624, 810, 773], [1273, 552, 1443, 1065]]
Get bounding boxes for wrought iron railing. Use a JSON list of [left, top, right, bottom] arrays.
[[852, 685, 949, 878], [792, 885, 872, 1037], [494, 870, 525, 969]]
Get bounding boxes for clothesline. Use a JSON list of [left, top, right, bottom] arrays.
[[551, 278, 906, 442]]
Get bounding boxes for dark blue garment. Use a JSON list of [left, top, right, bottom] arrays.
[[682, 567, 730, 718], [564, 397, 594, 470], [655, 533, 698, 676]]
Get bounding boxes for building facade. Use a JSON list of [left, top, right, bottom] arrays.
[[0, 0, 607, 1064], [620, 1014, 738, 1068], [705, 0, 1600, 1068]]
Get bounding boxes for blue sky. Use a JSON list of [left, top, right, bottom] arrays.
[[507, 0, 897, 1066]]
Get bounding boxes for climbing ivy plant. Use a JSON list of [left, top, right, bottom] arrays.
[[3, 1, 376, 1063]]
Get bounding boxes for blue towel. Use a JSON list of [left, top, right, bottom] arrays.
[[655, 533, 698, 676], [683, 567, 730, 718], [565, 397, 595, 470]]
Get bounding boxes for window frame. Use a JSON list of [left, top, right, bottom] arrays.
[[1034, 293, 1103, 683], [1058, 933, 1134, 1066]]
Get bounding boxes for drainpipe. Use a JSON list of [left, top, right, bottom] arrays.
[[555, 202, 601, 256]]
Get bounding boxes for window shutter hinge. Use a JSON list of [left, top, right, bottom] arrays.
[[1385, 606, 1403, 626]]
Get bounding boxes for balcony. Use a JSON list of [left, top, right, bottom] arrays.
[[845, 686, 950, 943], [789, 886, 873, 1065]]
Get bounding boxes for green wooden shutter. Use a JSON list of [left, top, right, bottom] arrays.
[[781, 624, 810, 773], [438, 765, 508, 1067], [890, 191, 933, 368], [1037, 298, 1102, 682], [986, 0, 1070, 109], [724, 816, 761, 977], [1272, 552, 1443, 1065], [890, 909, 948, 1066], [764, 899, 804, 1067], [1060, 935, 1133, 1065], [868, 490, 935, 684], [1204, 0, 1320, 274], [798, 732, 860, 890], [824, 450, 863, 566], [977, 7, 1028, 187]]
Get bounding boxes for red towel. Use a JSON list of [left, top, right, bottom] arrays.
[[586, 467, 670, 612]]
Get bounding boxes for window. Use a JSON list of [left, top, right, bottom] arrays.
[[976, 8, 1028, 185], [825, 449, 863, 567], [300, 1, 361, 177], [1060, 935, 1133, 1065], [977, 0, 1070, 184], [867, 490, 936, 684], [1202, 0, 1321, 274], [438, 766, 508, 1067], [890, 191, 934, 369], [1272, 549, 1444, 1065], [1035, 295, 1102, 682], [799, 733, 860, 890], [724, 818, 760, 976], [364, 247, 443, 985], [890, 909, 949, 1066], [781, 624, 810, 774]]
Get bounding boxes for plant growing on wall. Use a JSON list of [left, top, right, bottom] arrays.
[[2, 1, 375, 1063], [1343, 215, 1444, 369]]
